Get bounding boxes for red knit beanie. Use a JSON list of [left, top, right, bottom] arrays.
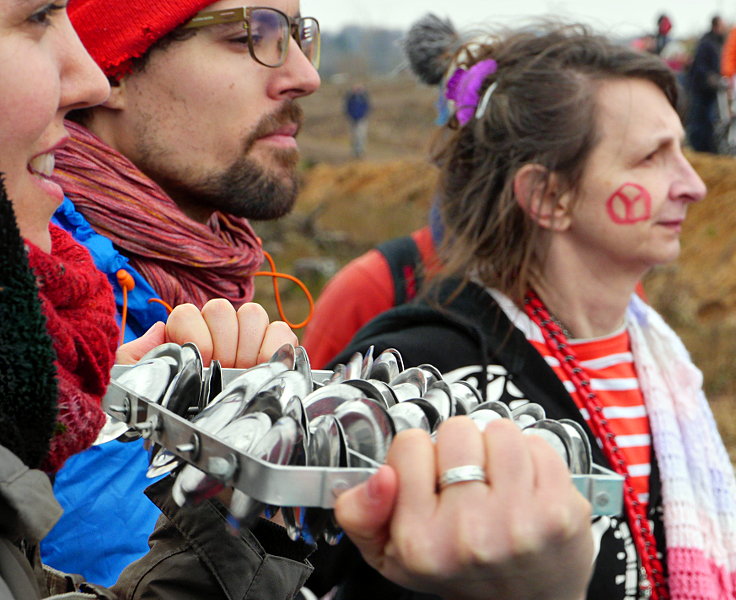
[[68, 0, 216, 79]]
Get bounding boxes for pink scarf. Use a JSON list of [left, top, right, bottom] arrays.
[[53, 121, 264, 309]]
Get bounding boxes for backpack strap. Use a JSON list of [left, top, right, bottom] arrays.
[[376, 235, 424, 305]]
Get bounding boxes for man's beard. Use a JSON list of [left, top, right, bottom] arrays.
[[153, 101, 304, 221], [195, 148, 299, 221]]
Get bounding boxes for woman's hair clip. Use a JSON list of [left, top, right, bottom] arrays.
[[474, 81, 498, 121], [445, 58, 498, 126]]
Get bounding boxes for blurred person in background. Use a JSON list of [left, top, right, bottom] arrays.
[[722, 19, 736, 81], [654, 13, 672, 55], [720, 19, 736, 143], [686, 15, 727, 153], [344, 83, 372, 158], [659, 39, 690, 87]]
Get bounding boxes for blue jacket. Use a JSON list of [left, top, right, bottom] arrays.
[[51, 198, 168, 342], [345, 90, 370, 121], [41, 199, 168, 587]]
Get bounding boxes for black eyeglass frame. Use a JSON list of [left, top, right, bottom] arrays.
[[184, 6, 320, 69]]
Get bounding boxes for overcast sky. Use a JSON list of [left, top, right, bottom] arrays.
[[302, 0, 731, 38]]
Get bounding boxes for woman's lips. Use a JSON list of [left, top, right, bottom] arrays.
[[657, 219, 684, 232], [28, 151, 64, 203]]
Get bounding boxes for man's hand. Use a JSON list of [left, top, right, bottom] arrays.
[[115, 300, 297, 367], [335, 417, 593, 600]]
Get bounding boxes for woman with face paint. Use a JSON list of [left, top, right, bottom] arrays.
[[332, 23, 736, 600]]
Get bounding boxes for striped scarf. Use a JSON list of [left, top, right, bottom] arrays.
[[53, 121, 264, 310], [627, 294, 736, 599]]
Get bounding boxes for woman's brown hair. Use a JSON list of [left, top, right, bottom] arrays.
[[433, 23, 678, 304]]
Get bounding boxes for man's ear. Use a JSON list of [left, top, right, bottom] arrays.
[[513, 164, 572, 231], [99, 78, 127, 111]]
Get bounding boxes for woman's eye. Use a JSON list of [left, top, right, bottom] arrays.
[[229, 35, 250, 45], [643, 150, 658, 162], [27, 2, 65, 26]]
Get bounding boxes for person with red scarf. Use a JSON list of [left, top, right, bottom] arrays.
[[0, 1, 313, 596], [42, 0, 322, 583]]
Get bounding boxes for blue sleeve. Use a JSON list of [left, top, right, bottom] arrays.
[[52, 198, 168, 341]]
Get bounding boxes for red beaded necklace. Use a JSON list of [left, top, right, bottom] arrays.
[[523, 290, 668, 600]]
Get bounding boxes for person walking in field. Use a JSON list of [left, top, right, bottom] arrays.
[[345, 83, 371, 158]]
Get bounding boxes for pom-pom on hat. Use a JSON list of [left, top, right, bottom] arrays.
[[68, 0, 216, 80], [403, 14, 461, 86]]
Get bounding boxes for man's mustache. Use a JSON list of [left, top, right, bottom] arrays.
[[249, 101, 304, 143]]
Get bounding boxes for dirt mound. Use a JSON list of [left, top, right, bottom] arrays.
[[298, 160, 437, 244]]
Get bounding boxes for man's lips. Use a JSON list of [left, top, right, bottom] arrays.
[[262, 123, 299, 138], [257, 123, 300, 148]]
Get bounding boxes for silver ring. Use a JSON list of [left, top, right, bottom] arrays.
[[438, 465, 488, 490]]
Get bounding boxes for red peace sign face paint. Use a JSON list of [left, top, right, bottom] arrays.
[[606, 183, 652, 225]]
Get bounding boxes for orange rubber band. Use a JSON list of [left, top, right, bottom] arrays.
[[118, 249, 313, 339], [116, 269, 136, 346], [254, 250, 314, 329], [147, 298, 174, 313]]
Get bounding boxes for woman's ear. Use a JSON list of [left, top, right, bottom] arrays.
[[513, 164, 572, 231]]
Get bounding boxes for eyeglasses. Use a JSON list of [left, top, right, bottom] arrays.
[[184, 6, 320, 69]]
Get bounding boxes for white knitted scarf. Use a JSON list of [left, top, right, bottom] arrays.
[[627, 294, 736, 599]]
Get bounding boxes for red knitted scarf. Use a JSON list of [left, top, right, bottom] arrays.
[[27, 226, 119, 472], [53, 121, 264, 309]]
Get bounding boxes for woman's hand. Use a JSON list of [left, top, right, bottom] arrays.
[[335, 417, 594, 600], [115, 300, 296, 367]]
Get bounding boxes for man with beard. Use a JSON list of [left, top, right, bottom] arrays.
[[42, 0, 322, 586]]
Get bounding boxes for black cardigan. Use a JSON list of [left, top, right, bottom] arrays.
[[318, 280, 665, 600]]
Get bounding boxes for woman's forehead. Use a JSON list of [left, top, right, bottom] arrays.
[[592, 78, 681, 151]]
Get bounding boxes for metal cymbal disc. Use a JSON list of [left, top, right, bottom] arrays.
[[228, 416, 300, 527], [172, 413, 272, 506]]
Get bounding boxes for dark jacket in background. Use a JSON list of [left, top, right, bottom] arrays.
[[688, 30, 725, 96], [687, 30, 726, 152]]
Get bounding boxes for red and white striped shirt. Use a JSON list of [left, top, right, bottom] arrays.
[[530, 330, 652, 506], [492, 291, 652, 506]]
